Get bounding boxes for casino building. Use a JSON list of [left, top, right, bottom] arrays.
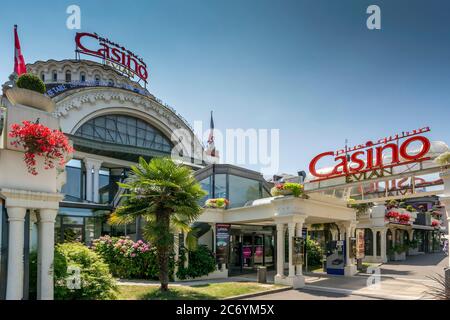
[[0, 33, 449, 300]]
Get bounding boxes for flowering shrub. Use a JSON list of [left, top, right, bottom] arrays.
[[432, 220, 441, 227], [385, 211, 410, 224], [398, 213, 411, 224], [92, 236, 217, 280], [205, 198, 229, 208], [92, 236, 173, 280], [9, 120, 74, 175], [271, 182, 305, 197], [29, 242, 117, 300], [385, 211, 399, 220]]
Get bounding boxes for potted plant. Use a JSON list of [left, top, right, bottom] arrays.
[[431, 220, 440, 228], [8, 120, 74, 175], [5, 73, 55, 112], [385, 211, 399, 223], [347, 200, 374, 217], [393, 244, 407, 261], [435, 151, 450, 166], [270, 182, 307, 198], [387, 247, 395, 261], [407, 239, 419, 255], [204, 198, 229, 209]]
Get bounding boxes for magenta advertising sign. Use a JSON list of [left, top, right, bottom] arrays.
[[216, 224, 231, 264]]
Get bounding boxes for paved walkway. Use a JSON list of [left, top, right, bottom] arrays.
[[118, 253, 447, 300], [377, 253, 447, 280], [246, 288, 380, 300]]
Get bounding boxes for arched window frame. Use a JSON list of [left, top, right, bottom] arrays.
[[74, 114, 173, 153]]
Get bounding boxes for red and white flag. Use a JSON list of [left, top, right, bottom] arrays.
[[14, 25, 27, 75]]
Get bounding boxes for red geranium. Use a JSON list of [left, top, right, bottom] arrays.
[[398, 213, 411, 224], [9, 120, 74, 175], [385, 211, 400, 220], [275, 183, 284, 190], [431, 220, 440, 227]]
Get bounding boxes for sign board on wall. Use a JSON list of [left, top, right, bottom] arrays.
[[215, 224, 231, 264], [292, 237, 305, 265], [356, 229, 365, 259], [75, 32, 149, 84], [308, 127, 431, 183]]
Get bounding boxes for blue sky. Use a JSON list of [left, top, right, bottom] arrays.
[[1, 0, 449, 175]]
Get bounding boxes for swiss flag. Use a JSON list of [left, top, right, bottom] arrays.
[[14, 25, 26, 75]]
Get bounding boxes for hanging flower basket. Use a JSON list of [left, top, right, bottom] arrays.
[[8, 120, 74, 175]]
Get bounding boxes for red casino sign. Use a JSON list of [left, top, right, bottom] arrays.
[[309, 127, 431, 182], [75, 32, 148, 84]]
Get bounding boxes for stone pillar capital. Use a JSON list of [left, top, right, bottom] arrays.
[[6, 206, 27, 222], [39, 208, 58, 223]]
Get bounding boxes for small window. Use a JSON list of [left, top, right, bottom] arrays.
[[65, 70, 72, 83], [40, 73, 45, 82], [94, 75, 101, 83], [108, 79, 114, 86], [52, 71, 58, 82], [80, 72, 86, 82]]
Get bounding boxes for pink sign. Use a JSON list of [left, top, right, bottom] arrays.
[[255, 246, 263, 257], [243, 246, 252, 258]]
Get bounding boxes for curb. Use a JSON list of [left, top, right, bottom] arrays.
[[303, 284, 421, 300], [223, 286, 293, 300]]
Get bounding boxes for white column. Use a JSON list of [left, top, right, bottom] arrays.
[[83, 158, 103, 203], [343, 221, 357, 276], [92, 162, 102, 203], [380, 228, 387, 263], [288, 222, 296, 277], [37, 209, 58, 300], [346, 225, 354, 266], [372, 228, 377, 258], [295, 220, 304, 276], [275, 223, 285, 278], [6, 207, 27, 300], [84, 159, 93, 202]]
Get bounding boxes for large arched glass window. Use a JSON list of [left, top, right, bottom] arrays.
[[74, 114, 173, 153]]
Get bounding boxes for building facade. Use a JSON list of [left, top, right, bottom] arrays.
[[1, 57, 450, 300]]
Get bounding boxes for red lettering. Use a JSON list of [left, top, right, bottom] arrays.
[[349, 151, 365, 172], [375, 143, 399, 167], [309, 152, 334, 178], [399, 136, 430, 161]]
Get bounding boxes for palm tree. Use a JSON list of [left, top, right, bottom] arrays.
[[109, 157, 207, 291]]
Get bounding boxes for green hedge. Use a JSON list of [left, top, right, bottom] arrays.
[[16, 73, 46, 94], [176, 245, 217, 280], [306, 238, 324, 267], [30, 242, 117, 300]]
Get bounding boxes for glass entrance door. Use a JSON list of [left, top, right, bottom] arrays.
[[229, 231, 275, 275]]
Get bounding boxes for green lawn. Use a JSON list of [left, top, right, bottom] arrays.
[[117, 282, 284, 300]]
